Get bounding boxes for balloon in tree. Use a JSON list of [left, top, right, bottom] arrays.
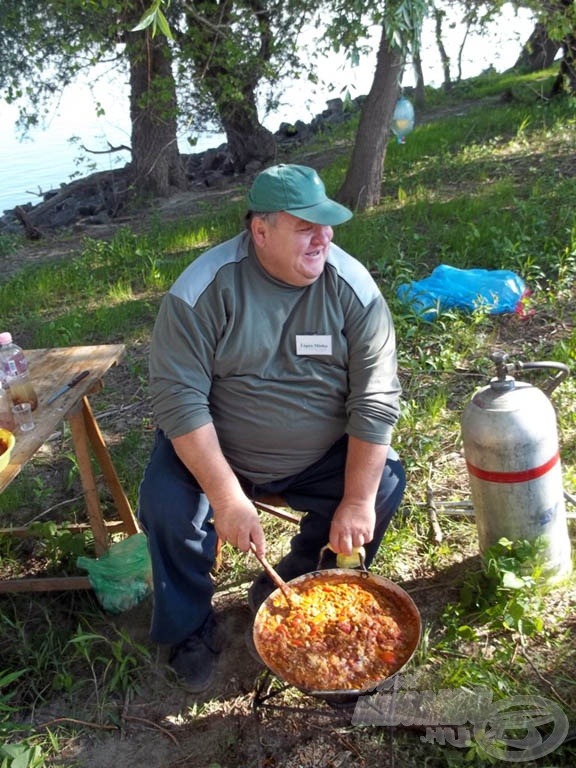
[[391, 97, 415, 144]]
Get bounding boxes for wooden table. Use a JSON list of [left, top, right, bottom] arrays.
[[0, 345, 140, 592]]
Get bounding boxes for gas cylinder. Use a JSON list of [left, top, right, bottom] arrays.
[[461, 352, 572, 583]]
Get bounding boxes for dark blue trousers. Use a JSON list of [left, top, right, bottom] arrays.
[[138, 430, 406, 644]]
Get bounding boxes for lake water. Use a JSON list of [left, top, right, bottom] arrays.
[[0, 7, 534, 213]]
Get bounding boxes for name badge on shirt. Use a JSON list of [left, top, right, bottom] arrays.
[[296, 335, 333, 356]]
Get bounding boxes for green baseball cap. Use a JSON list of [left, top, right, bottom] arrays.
[[248, 164, 353, 225]]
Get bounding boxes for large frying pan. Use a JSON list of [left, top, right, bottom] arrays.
[[253, 567, 421, 706]]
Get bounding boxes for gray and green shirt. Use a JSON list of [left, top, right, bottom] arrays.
[[149, 231, 401, 484]]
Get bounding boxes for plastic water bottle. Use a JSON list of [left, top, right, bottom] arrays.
[[0, 332, 38, 411]]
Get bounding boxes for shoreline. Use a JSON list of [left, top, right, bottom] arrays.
[[0, 95, 363, 239]]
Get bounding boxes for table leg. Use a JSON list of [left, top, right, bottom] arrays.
[[81, 397, 139, 536], [0, 576, 92, 594], [68, 402, 110, 556]]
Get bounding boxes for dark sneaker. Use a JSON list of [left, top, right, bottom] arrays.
[[168, 614, 221, 693]]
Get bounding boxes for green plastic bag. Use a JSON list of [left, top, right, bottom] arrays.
[[77, 532, 153, 614]]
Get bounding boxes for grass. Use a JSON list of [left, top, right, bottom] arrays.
[[0, 66, 575, 767]]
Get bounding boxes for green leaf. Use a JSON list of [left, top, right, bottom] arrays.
[[456, 624, 478, 641], [156, 10, 174, 40], [0, 669, 28, 688], [502, 570, 526, 590], [131, 9, 158, 33]]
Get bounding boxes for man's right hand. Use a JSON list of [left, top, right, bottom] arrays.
[[172, 425, 267, 556], [213, 497, 266, 556]]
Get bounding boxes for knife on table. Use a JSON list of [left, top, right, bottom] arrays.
[[46, 370, 91, 405]]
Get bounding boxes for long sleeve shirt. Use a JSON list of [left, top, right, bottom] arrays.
[[149, 231, 401, 484]]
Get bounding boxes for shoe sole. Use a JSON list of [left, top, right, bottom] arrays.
[[173, 650, 219, 695], [179, 669, 217, 695]]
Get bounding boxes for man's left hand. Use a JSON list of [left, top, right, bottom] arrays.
[[329, 500, 375, 555]]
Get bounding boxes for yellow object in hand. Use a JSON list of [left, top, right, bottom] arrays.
[[333, 546, 366, 569]]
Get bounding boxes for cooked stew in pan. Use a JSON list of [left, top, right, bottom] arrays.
[[254, 573, 420, 691]]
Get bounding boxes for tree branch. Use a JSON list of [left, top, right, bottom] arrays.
[[80, 142, 132, 155]]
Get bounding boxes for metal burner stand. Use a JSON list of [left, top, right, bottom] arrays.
[[252, 669, 358, 715], [251, 671, 364, 768]]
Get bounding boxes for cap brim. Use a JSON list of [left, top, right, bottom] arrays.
[[285, 200, 353, 226]]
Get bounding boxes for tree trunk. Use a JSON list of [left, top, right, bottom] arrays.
[[336, 28, 404, 212], [456, 24, 470, 82], [125, 24, 186, 198], [550, 0, 576, 93], [183, 0, 277, 173], [433, 7, 451, 91], [514, 22, 561, 71], [208, 85, 277, 172], [412, 51, 426, 108], [552, 30, 576, 93]]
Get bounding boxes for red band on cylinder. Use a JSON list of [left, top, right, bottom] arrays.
[[466, 451, 560, 484]]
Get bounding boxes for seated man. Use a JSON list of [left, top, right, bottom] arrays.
[[138, 163, 406, 692]]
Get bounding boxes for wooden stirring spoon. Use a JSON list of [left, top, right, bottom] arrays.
[[249, 542, 300, 608]]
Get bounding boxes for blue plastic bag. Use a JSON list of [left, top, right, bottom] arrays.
[[396, 265, 529, 321]]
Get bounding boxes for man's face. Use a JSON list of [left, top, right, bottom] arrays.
[[251, 211, 334, 287]]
